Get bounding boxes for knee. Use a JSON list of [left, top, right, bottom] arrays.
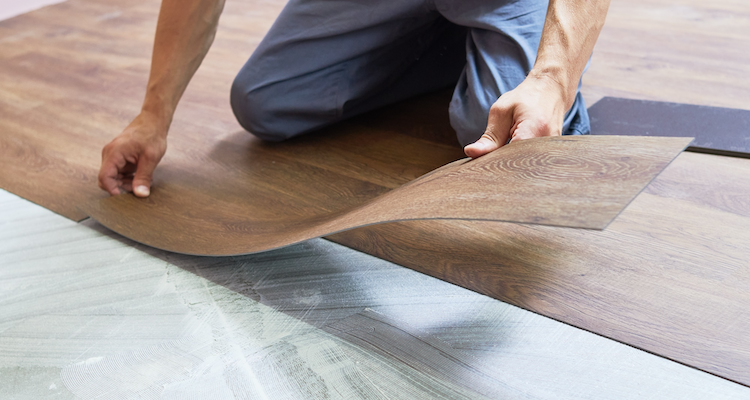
[[230, 76, 295, 142]]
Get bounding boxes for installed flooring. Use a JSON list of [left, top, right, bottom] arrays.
[[2, 188, 749, 399]]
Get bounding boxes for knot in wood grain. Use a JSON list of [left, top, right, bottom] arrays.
[[494, 149, 635, 184]]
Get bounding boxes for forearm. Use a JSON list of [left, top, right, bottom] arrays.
[[141, 0, 226, 132], [530, 0, 610, 108]]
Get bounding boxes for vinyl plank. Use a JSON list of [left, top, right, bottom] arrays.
[[79, 135, 690, 255], [4, 1, 691, 247]]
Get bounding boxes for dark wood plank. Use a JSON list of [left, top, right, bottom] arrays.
[[79, 135, 690, 255], [590, 97, 750, 158]]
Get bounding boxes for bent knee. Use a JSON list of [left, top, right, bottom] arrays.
[[230, 78, 295, 142], [231, 64, 345, 142]]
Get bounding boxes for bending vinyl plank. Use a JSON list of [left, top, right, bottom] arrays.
[[78, 136, 691, 256]]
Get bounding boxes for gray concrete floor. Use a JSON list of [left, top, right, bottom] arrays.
[[1, 189, 748, 399]]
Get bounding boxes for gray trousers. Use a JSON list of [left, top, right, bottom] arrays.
[[230, 0, 590, 146]]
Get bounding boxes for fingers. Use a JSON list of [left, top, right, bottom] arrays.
[[98, 148, 128, 196], [98, 163, 123, 196], [464, 102, 514, 159], [98, 116, 167, 197]]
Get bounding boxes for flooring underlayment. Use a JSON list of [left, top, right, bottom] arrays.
[[2, 189, 749, 399], [2, 0, 750, 388]]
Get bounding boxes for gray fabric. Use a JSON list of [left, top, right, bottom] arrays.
[[230, 0, 589, 145]]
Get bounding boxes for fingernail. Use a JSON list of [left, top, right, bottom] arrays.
[[134, 185, 150, 197]]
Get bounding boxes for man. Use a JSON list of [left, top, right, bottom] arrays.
[[99, 0, 610, 197]]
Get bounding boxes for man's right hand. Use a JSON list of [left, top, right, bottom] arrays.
[[98, 112, 167, 197]]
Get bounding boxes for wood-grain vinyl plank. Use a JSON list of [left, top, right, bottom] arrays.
[[2, 0, 750, 387], [79, 135, 690, 255]]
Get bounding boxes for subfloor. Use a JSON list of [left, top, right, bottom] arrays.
[[2, 188, 748, 398]]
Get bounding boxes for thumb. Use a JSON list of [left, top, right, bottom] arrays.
[[132, 156, 158, 197], [464, 134, 501, 158], [464, 102, 514, 159]]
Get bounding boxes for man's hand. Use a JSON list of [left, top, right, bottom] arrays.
[[464, 74, 568, 158], [465, 0, 610, 158], [97, 0, 225, 197], [98, 113, 167, 197]]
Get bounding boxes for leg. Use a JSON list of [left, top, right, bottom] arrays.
[[437, 0, 590, 146], [230, 0, 466, 141]]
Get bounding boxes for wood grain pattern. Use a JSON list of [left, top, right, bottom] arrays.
[[2, 0, 750, 388], [78, 135, 690, 255]]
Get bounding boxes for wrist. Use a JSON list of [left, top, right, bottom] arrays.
[[527, 66, 575, 108], [139, 101, 173, 135]]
